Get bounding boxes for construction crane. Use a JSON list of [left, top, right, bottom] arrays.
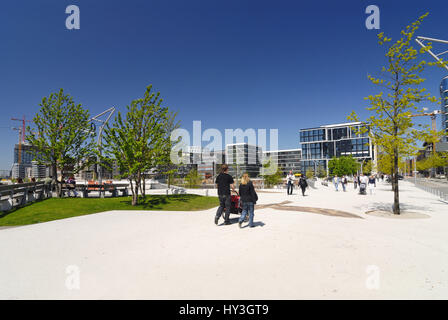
[[408, 109, 441, 131], [11, 115, 32, 143], [408, 108, 442, 154], [11, 116, 33, 165]]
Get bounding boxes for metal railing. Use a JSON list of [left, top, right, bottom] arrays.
[[410, 178, 448, 203]]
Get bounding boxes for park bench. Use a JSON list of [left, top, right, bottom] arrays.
[[74, 182, 130, 198]]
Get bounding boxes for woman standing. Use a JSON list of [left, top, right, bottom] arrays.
[[238, 173, 258, 228]]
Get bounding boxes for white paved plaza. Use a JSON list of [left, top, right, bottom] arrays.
[[0, 180, 447, 299]]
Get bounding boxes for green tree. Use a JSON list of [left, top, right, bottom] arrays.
[[362, 160, 373, 175], [328, 156, 358, 176], [185, 168, 201, 188], [417, 152, 448, 173], [316, 165, 326, 178], [348, 14, 443, 214], [26, 89, 96, 197], [305, 168, 314, 179], [261, 160, 283, 188], [102, 85, 177, 206]]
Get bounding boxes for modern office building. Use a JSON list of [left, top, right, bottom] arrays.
[[225, 143, 263, 178], [441, 75, 448, 142], [197, 150, 225, 180], [31, 161, 48, 179], [11, 143, 36, 179], [263, 149, 302, 175], [299, 122, 373, 175]]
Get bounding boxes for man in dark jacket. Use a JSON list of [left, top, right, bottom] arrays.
[[215, 164, 235, 225], [298, 176, 308, 196]]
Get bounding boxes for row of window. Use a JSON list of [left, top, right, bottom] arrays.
[[302, 138, 370, 160], [300, 129, 325, 142], [300, 126, 369, 143]]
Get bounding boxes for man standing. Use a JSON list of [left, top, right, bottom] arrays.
[[215, 164, 236, 225], [286, 170, 295, 195]]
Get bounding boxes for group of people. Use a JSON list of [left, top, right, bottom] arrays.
[[286, 171, 308, 196], [332, 173, 378, 195], [214, 164, 258, 228]]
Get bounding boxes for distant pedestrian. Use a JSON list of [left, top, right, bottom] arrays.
[[215, 164, 236, 225], [368, 175, 376, 195], [286, 170, 295, 195], [333, 175, 339, 191], [359, 173, 368, 195], [353, 174, 358, 189], [341, 175, 348, 192], [238, 173, 258, 228], [298, 175, 308, 196]]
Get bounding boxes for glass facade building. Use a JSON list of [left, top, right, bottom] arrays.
[[299, 122, 373, 175], [441, 76, 448, 142], [263, 149, 302, 176], [226, 143, 262, 178]]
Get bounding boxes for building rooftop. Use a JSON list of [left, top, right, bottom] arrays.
[[300, 121, 362, 131]]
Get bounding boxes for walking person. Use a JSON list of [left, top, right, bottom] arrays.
[[333, 175, 339, 191], [353, 174, 358, 189], [215, 164, 236, 225], [298, 175, 308, 196], [286, 170, 295, 195], [341, 175, 348, 192], [368, 174, 376, 195], [359, 173, 368, 195], [238, 173, 258, 228]]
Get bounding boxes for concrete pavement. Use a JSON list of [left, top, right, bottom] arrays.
[[0, 180, 447, 299]]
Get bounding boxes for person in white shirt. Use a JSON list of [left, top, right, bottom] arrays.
[[286, 171, 295, 195]]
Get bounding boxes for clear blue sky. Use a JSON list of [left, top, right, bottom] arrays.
[[0, 0, 447, 169]]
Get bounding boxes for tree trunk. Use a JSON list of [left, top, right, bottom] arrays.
[[392, 149, 400, 215], [51, 163, 59, 198], [132, 178, 139, 206]]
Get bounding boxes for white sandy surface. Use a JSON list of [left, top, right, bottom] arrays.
[[0, 180, 447, 299]]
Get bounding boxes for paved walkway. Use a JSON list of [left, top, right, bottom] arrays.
[[0, 180, 447, 299]]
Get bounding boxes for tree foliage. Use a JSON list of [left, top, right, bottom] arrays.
[[185, 168, 201, 188], [261, 160, 283, 188], [347, 13, 444, 214], [102, 85, 178, 206], [328, 156, 358, 176], [417, 152, 448, 172], [26, 88, 96, 197]]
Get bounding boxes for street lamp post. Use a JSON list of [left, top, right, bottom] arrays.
[[90, 107, 115, 197]]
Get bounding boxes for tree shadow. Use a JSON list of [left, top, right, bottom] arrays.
[[119, 194, 198, 209]]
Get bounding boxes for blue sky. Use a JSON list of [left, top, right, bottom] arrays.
[[0, 0, 447, 169]]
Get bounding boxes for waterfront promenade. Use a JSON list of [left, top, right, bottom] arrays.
[[0, 180, 447, 299]]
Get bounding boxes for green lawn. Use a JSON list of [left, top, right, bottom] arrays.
[[0, 195, 219, 226]]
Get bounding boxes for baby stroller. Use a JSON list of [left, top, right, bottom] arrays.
[[223, 190, 248, 222], [359, 182, 367, 195]]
